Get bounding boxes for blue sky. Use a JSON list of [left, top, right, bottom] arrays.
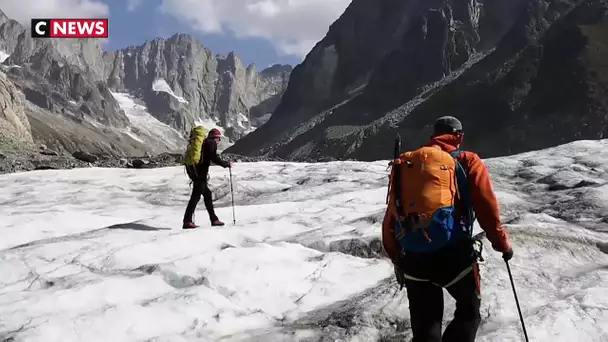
[[101, 0, 300, 68], [0, 0, 352, 70]]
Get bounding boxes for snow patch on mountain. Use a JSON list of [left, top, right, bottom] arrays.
[[151, 78, 189, 104], [0, 51, 9, 63]]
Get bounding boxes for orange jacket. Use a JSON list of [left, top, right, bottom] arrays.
[[382, 134, 512, 262]]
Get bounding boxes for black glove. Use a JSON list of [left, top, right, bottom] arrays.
[[493, 243, 514, 262], [394, 263, 406, 290], [502, 248, 514, 262]]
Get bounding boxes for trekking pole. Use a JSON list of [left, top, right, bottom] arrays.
[[505, 260, 529, 342], [229, 166, 236, 224]]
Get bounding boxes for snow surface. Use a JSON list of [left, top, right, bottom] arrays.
[[152, 78, 189, 104], [1, 139, 607, 341], [111, 92, 186, 152]]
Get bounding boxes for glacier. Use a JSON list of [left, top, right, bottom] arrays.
[[0, 139, 607, 341]]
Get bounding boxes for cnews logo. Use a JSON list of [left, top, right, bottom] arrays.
[[31, 19, 108, 38]]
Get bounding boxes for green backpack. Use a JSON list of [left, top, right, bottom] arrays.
[[184, 126, 207, 165]]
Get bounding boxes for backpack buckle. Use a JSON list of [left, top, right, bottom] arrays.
[[473, 239, 485, 262]]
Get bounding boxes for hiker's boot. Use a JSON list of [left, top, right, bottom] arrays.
[[211, 219, 225, 227], [182, 221, 198, 229]]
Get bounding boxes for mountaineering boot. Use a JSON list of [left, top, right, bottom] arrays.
[[182, 221, 198, 229], [211, 219, 225, 227]]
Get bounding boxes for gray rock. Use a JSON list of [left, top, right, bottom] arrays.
[[34, 165, 57, 170], [73, 151, 98, 163], [131, 159, 149, 169], [228, 0, 608, 161], [40, 149, 59, 156]]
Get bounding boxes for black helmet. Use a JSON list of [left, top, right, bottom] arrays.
[[432, 116, 463, 137]]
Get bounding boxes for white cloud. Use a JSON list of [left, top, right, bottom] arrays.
[[0, 0, 108, 24], [127, 0, 144, 12], [158, 0, 351, 58]]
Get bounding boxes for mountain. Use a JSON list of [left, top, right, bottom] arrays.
[[102, 34, 292, 142], [0, 11, 156, 155], [0, 9, 292, 157], [227, 0, 608, 161]]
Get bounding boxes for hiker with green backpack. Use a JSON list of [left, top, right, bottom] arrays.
[[183, 127, 231, 229]]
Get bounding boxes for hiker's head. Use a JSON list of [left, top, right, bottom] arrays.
[[432, 116, 463, 142], [208, 128, 222, 141]]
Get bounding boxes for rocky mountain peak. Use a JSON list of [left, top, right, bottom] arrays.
[[260, 64, 293, 77], [0, 11, 24, 58], [102, 34, 291, 141], [0, 8, 8, 22], [167, 32, 196, 43], [218, 50, 243, 75]]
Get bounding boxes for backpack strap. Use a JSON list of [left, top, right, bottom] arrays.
[[450, 149, 476, 236], [392, 159, 405, 221], [390, 157, 418, 248]]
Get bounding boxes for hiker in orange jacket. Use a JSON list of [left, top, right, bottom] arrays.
[[382, 116, 513, 342]]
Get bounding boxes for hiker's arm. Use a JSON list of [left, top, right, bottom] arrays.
[[209, 141, 230, 168], [463, 152, 511, 253]]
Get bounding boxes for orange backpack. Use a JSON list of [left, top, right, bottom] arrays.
[[386, 143, 475, 253]]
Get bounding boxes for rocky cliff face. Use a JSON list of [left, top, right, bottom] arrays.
[[227, 0, 608, 161], [0, 11, 21, 59], [0, 71, 32, 148], [103, 35, 292, 141], [5, 31, 129, 129]]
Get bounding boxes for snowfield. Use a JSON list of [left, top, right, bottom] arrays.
[[1, 140, 607, 341]]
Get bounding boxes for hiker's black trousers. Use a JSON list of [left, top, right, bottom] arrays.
[[183, 165, 218, 223], [397, 240, 482, 342], [404, 264, 481, 342]]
